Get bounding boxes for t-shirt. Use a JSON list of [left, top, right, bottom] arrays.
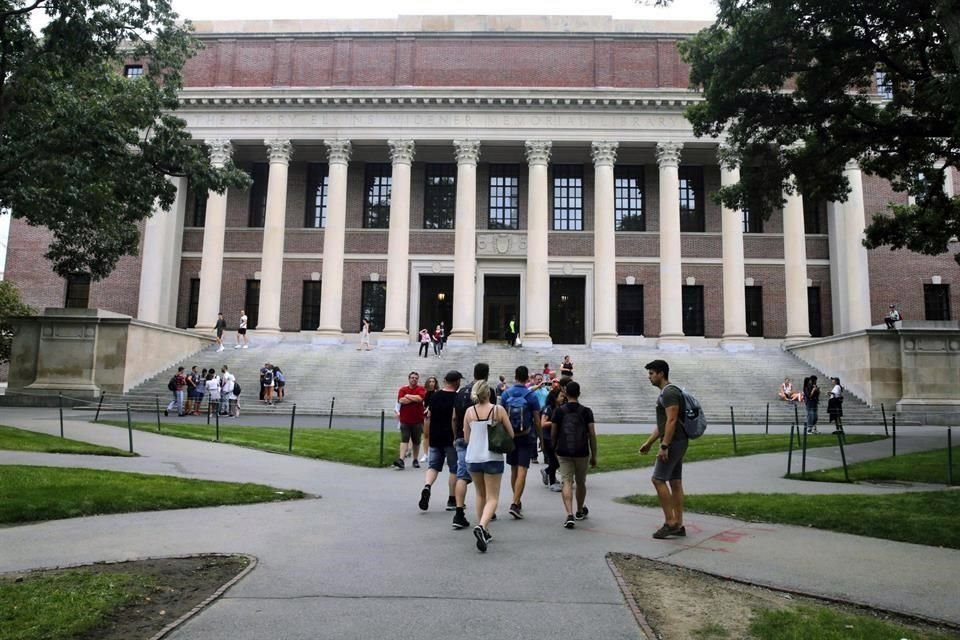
[[174, 373, 187, 390], [805, 384, 820, 407], [239, 315, 248, 329], [426, 389, 457, 449], [215, 318, 226, 332], [205, 378, 221, 399], [656, 385, 687, 441], [397, 385, 426, 424], [532, 385, 549, 409]]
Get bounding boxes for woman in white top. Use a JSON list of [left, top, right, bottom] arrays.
[[464, 379, 514, 553], [359, 318, 372, 351], [778, 377, 800, 402], [204, 371, 221, 415]]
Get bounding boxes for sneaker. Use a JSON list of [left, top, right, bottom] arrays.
[[483, 527, 493, 542], [242, 345, 248, 349], [549, 483, 562, 492], [217, 346, 224, 352], [451, 510, 470, 530], [419, 453, 427, 463], [540, 468, 549, 486], [234, 345, 241, 349], [473, 526, 488, 553], [445, 497, 457, 511], [392, 458, 404, 470], [412, 459, 420, 469], [564, 514, 576, 529], [653, 523, 684, 539], [673, 525, 686, 537], [575, 506, 589, 521], [490, 513, 497, 521], [419, 486, 431, 511], [163, 409, 168, 417], [509, 503, 523, 519]]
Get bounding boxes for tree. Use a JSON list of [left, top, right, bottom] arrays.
[[0, 0, 249, 280], [0, 280, 33, 365], [679, 0, 960, 263]]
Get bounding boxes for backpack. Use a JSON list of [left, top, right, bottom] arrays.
[[233, 381, 241, 396], [262, 369, 274, 385], [502, 388, 534, 437], [167, 375, 177, 392], [663, 384, 707, 439], [555, 404, 590, 457]]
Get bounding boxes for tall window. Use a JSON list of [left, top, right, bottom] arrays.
[[192, 191, 208, 227], [361, 281, 387, 331], [617, 284, 644, 335], [364, 164, 392, 229], [64, 274, 91, 309], [301, 281, 322, 330], [803, 198, 823, 234], [678, 167, 705, 232], [244, 280, 261, 329], [424, 164, 456, 229], [552, 165, 583, 231], [488, 164, 520, 230], [248, 163, 269, 227], [123, 65, 144, 79], [615, 166, 645, 231], [875, 70, 894, 99], [187, 278, 200, 328], [305, 163, 329, 228], [924, 284, 952, 321]]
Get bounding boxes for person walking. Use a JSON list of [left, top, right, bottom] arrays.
[[464, 379, 513, 552], [418, 328, 431, 358], [235, 310, 249, 348], [500, 365, 541, 520], [358, 318, 372, 351], [421, 376, 439, 464], [418, 371, 462, 512], [432, 324, 443, 358], [539, 385, 566, 492], [451, 362, 496, 530], [804, 375, 821, 434], [214, 312, 227, 352], [550, 381, 597, 528], [394, 372, 426, 470], [639, 359, 688, 540]]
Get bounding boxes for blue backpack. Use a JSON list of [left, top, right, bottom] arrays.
[[502, 388, 534, 437]]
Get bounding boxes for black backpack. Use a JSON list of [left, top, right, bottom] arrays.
[[167, 375, 177, 392], [233, 381, 241, 396], [555, 404, 590, 457]]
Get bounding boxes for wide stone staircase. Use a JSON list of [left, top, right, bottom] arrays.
[[116, 340, 894, 425]]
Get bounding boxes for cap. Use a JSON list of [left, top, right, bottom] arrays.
[[444, 370, 464, 383]]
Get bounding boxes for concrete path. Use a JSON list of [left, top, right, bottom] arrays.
[[1, 409, 958, 639]]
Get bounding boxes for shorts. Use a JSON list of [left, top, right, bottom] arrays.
[[557, 456, 589, 485], [505, 436, 537, 468], [652, 439, 689, 482], [238, 328, 247, 335], [468, 461, 505, 475], [400, 422, 423, 445], [428, 445, 457, 473], [216, 330, 224, 338], [454, 438, 472, 482]]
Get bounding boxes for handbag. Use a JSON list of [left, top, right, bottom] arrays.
[[486, 407, 516, 455]]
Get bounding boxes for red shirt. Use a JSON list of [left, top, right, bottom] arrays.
[[397, 385, 426, 424]]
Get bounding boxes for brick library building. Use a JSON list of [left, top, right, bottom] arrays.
[[6, 16, 959, 348]]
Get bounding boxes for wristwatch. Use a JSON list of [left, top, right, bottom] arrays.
[[660, 443, 669, 450]]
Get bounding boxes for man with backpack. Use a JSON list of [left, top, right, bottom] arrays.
[[499, 365, 541, 519], [640, 359, 690, 540], [549, 381, 597, 529]]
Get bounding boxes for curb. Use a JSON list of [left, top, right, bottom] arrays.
[[605, 553, 658, 640]]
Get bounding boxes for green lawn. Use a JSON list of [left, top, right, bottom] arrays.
[[0, 465, 305, 525], [621, 491, 960, 549], [790, 445, 959, 486], [747, 605, 959, 640], [104, 420, 883, 471], [0, 424, 134, 456], [0, 570, 154, 640]]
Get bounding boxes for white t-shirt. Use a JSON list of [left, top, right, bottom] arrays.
[[830, 384, 842, 398], [222, 373, 235, 399], [240, 315, 248, 329], [205, 378, 221, 400], [465, 405, 504, 464]]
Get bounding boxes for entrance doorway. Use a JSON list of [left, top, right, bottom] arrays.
[[550, 277, 585, 344], [483, 275, 520, 343], [682, 285, 705, 336], [745, 286, 764, 337], [419, 275, 453, 336]]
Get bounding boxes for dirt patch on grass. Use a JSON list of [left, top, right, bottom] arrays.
[[608, 553, 960, 640], [2, 555, 250, 640]]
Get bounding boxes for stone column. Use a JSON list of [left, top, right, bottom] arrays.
[[782, 179, 811, 342], [255, 139, 293, 333], [523, 140, 553, 348], [314, 140, 351, 343], [380, 140, 415, 345], [138, 176, 187, 326], [656, 141, 685, 347], [195, 140, 232, 330], [827, 202, 849, 334], [591, 141, 620, 350], [719, 153, 751, 350], [841, 160, 873, 332], [448, 140, 480, 346]]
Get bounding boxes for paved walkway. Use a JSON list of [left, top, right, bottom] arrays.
[[1, 408, 958, 639]]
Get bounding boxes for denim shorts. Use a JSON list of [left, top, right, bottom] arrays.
[[454, 439, 472, 482], [468, 461, 505, 475], [428, 445, 457, 473]]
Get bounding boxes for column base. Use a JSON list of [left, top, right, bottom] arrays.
[[378, 330, 411, 347], [446, 330, 478, 347], [783, 333, 812, 346], [520, 332, 552, 349], [312, 330, 344, 345], [657, 335, 691, 352], [249, 329, 283, 344], [590, 333, 622, 351], [720, 335, 755, 352]]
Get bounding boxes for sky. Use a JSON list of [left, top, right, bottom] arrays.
[[1, 0, 719, 276]]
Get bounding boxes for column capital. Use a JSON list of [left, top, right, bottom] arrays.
[[265, 139, 293, 164], [324, 139, 352, 165], [590, 141, 619, 167], [524, 140, 552, 166], [453, 140, 481, 165], [388, 139, 415, 165], [205, 139, 233, 167], [656, 141, 683, 168], [844, 159, 861, 172]]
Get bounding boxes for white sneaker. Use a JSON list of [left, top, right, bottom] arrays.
[[234, 345, 241, 349], [242, 345, 248, 349], [217, 346, 224, 352], [418, 453, 427, 463]]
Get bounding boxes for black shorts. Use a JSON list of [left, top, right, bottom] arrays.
[[238, 328, 247, 335]]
